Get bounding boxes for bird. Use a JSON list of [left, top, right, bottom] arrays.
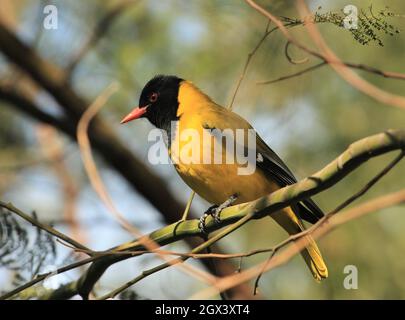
[[121, 75, 328, 281]]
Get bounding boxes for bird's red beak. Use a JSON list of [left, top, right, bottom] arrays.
[[120, 106, 148, 124]]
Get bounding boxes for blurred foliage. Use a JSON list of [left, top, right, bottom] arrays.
[[310, 5, 400, 46], [0, 208, 56, 291], [0, 0, 405, 299]]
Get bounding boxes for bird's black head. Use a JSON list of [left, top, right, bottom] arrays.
[[121, 75, 183, 131]]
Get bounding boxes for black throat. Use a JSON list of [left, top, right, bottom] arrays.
[[147, 104, 179, 138]]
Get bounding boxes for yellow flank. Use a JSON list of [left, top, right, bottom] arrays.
[[172, 80, 328, 281]]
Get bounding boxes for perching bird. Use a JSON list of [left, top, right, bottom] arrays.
[[121, 75, 328, 281]]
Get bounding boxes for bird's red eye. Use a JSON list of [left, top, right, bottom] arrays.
[[149, 92, 158, 102]]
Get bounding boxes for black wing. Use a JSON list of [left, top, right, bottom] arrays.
[[256, 135, 324, 224]]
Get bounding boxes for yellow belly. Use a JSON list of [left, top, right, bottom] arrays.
[[169, 110, 279, 205], [174, 161, 279, 205]]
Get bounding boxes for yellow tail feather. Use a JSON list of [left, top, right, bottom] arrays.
[[270, 207, 328, 281], [299, 236, 328, 281]]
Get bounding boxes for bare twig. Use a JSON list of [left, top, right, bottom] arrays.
[[227, 20, 275, 110], [257, 58, 405, 85], [257, 62, 327, 85], [340, 61, 405, 80], [36, 126, 82, 243], [60, 245, 275, 260], [181, 191, 195, 221], [0, 201, 91, 253], [284, 41, 309, 64], [295, 0, 405, 108], [98, 211, 257, 300], [76, 82, 137, 234], [0, 257, 96, 300]]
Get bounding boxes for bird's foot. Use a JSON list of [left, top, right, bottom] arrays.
[[198, 205, 218, 233], [198, 194, 238, 233]]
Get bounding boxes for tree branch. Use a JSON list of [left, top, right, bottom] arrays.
[[2, 129, 402, 300], [257, 61, 327, 85], [0, 85, 74, 134], [257, 59, 405, 85]]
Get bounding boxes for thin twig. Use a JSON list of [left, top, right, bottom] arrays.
[[342, 61, 405, 80], [70, 246, 277, 260], [227, 20, 274, 110], [257, 62, 327, 85], [97, 211, 257, 300], [0, 256, 96, 300], [284, 41, 309, 64], [257, 58, 405, 85], [181, 191, 195, 221], [77, 82, 138, 234], [36, 126, 83, 243], [0, 201, 91, 253]]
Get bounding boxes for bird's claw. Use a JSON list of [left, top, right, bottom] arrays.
[[198, 194, 238, 233], [198, 205, 218, 233], [198, 213, 209, 233], [212, 207, 222, 224]]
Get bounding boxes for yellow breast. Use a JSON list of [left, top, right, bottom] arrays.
[[169, 81, 279, 205]]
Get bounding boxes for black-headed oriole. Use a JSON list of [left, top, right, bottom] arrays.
[[121, 75, 328, 281]]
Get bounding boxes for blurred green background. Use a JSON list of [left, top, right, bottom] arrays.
[[0, 0, 404, 299]]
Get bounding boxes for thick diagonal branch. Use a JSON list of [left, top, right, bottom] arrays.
[[5, 129, 401, 300]]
